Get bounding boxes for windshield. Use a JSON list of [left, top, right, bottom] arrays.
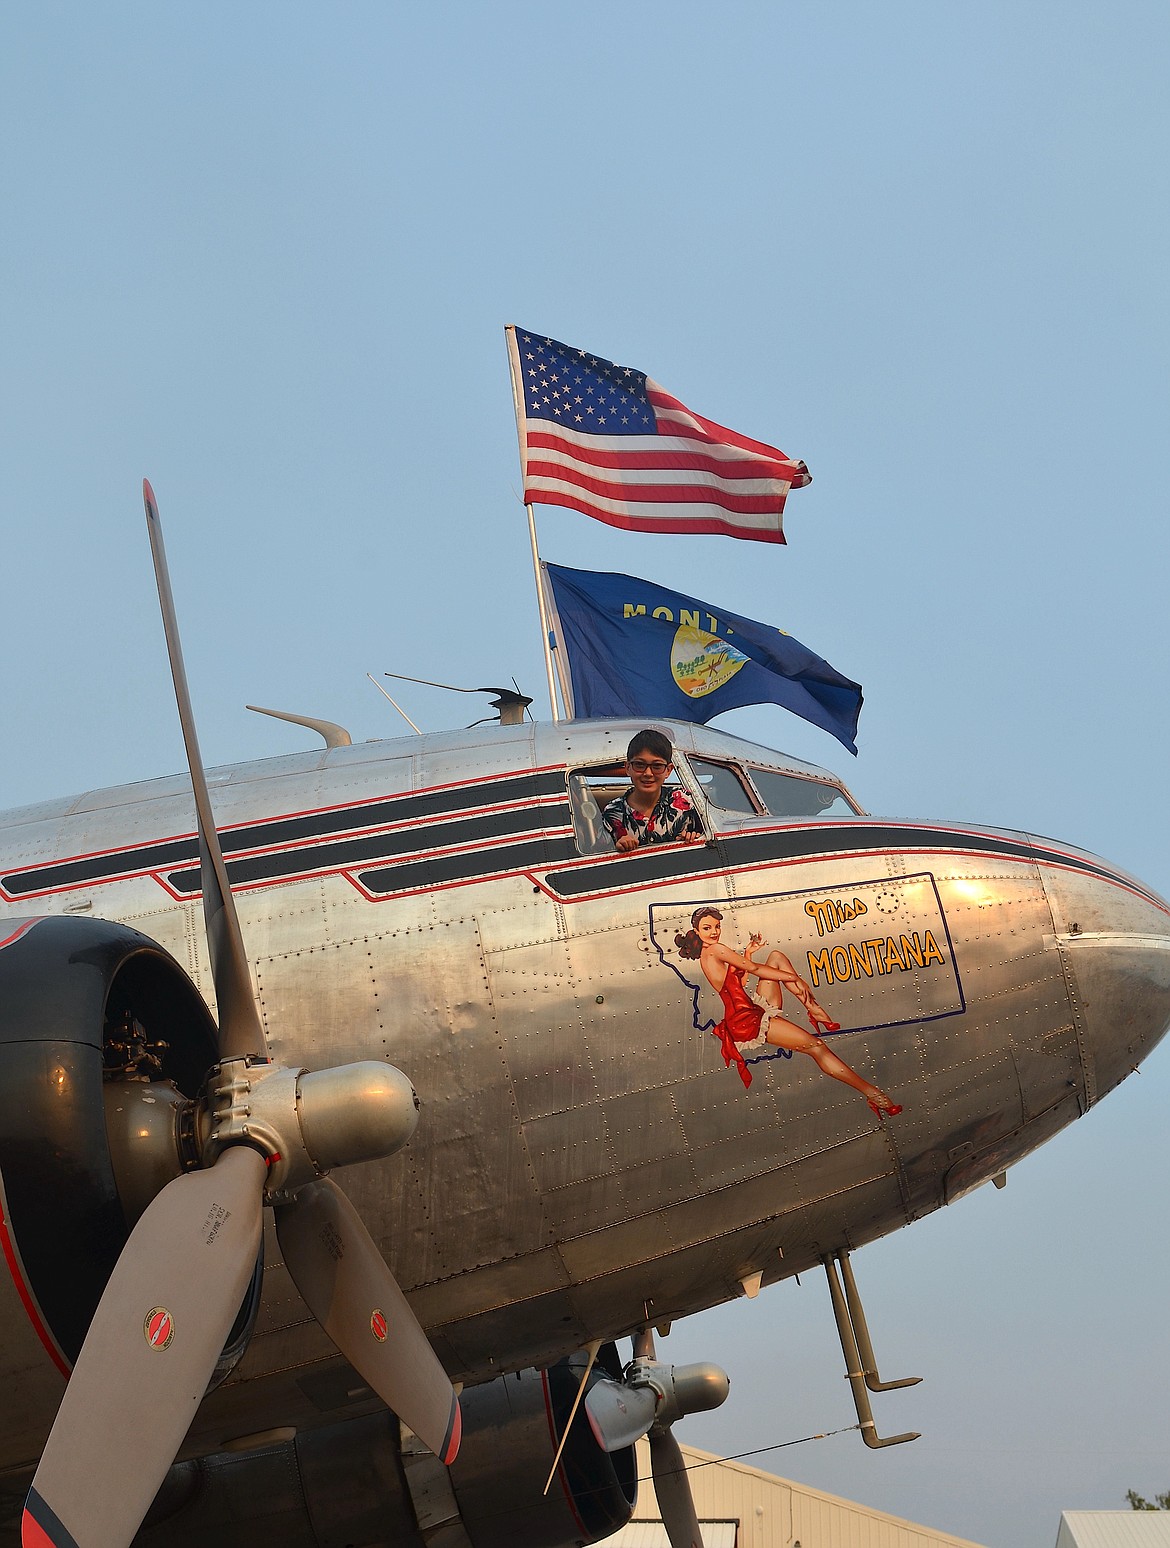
[[746, 765, 858, 818], [687, 757, 758, 813]]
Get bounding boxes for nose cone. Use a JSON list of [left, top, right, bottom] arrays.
[[1038, 848, 1170, 1104]]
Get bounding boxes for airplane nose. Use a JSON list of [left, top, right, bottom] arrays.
[[1037, 852, 1170, 1104]]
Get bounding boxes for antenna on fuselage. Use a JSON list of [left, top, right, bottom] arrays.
[[382, 670, 534, 728], [366, 674, 423, 734]]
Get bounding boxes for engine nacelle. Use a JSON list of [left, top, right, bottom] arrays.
[[0, 917, 639, 1548], [0, 915, 221, 1372], [444, 1353, 638, 1548], [121, 1357, 638, 1548]]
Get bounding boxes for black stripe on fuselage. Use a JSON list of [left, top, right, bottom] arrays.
[[5, 786, 1161, 916], [542, 821, 1164, 907], [165, 803, 573, 895], [4, 835, 199, 896], [542, 839, 728, 897], [356, 835, 581, 896], [1, 770, 567, 899], [715, 822, 1162, 904]]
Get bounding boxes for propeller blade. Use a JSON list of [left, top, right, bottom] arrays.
[[584, 1375, 660, 1452], [23, 1145, 267, 1548], [649, 1425, 705, 1548], [274, 1176, 461, 1464], [142, 479, 269, 1064]]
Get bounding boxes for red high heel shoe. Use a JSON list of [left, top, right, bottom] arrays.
[[809, 1013, 841, 1033], [868, 1098, 902, 1119]]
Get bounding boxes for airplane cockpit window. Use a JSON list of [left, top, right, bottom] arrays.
[[746, 765, 859, 818], [568, 766, 629, 854], [687, 757, 759, 814], [567, 764, 701, 855]]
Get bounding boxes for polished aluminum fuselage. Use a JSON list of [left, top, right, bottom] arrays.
[[1, 717, 1168, 1468]]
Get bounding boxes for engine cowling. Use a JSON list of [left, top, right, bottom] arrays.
[[0, 919, 639, 1548], [1, 1357, 637, 1548], [440, 1352, 638, 1548], [0, 915, 222, 1373]]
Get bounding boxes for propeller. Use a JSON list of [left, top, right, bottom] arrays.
[[24, 1147, 267, 1548], [273, 1177, 461, 1463], [142, 479, 269, 1067], [647, 1427, 705, 1548], [23, 482, 460, 1548], [584, 1329, 729, 1548]]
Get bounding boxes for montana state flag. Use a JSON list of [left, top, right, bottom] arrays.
[[542, 563, 862, 754]]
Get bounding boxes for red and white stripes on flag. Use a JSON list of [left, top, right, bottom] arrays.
[[506, 326, 810, 545]]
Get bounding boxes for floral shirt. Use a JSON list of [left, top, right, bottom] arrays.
[[601, 786, 703, 849]]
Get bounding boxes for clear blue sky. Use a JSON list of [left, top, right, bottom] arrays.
[[1, 5, 1167, 1544]]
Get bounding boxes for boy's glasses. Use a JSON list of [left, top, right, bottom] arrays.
[[629, 759, 669, 774]]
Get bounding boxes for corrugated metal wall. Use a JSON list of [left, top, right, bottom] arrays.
[[606, 1442, 988, 1548]]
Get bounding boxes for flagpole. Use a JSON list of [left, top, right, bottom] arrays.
[[525, 501, 561, 722], [537, 557, 575, 719], [505, 324, 561, 723]]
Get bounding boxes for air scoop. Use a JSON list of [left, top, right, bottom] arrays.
[[198, 1057, 421, 1194]]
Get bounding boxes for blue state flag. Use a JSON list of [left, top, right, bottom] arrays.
[[542, 563, 862, 754]]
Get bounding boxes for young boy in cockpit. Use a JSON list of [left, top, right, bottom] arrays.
[[601, 730, 704, 853]]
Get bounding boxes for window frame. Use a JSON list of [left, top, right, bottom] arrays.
[[564, 758, 708, 856], [684, 755, 765, 816], [741, 763, 863, 819]]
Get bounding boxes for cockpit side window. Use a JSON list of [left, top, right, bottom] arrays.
[[746, 765, 859, 818], [567, 767, 625, 854], [687, 757, 760, 814], [566, 762, 701, 855]]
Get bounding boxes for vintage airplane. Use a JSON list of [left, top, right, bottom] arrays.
[[1, 483, 1168, 1548]]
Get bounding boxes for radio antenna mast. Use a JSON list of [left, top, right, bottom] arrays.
[[383, 672, 533, 728]]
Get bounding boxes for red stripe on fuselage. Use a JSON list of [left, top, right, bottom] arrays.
[[0, 766, 570, 902], [528, 825, 1170, 914], [0, 920, 43, 950]]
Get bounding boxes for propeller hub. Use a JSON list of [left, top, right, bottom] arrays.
[[586, 1354, 730, 1455], [626, 1358, 731, 1430], [199, 1057, 420, 1194]]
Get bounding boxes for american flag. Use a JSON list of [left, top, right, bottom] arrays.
[[505, 326, 810, 545]]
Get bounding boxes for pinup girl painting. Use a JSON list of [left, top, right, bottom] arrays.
[[675, 906, 901, 1115]]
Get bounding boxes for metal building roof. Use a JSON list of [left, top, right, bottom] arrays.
[[1057, 1513, 1170, 1548]]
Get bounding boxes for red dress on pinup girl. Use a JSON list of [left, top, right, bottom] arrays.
[[712, 966, 778, 1089]]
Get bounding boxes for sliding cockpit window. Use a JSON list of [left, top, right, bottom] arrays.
[[566, 762, 707, 855]]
